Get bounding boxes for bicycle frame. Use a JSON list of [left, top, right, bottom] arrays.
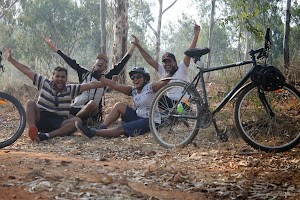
[[194, 60, 254, 116]]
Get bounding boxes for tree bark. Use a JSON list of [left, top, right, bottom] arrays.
[[0, 0, 18, 19], [283, 0, 291, 69], [113, 0, 128, 83], [206, 0, 216, 80], [207, 0, 215, 69], [100, 0, 107, 54]]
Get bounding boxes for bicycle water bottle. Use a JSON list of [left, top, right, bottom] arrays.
[[177, 103, 184, 114]]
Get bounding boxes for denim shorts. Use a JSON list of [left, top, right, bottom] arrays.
[[121, 106, 150, 137]]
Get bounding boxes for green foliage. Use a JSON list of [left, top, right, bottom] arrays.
[[0, 0, 299, 85]]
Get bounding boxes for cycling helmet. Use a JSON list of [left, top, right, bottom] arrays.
[[251, 65, 286, 91], [129, 67, 150, 82]]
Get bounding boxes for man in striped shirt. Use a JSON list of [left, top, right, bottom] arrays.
[[2, 48, 105, 142], [42, 35, 136, 124]]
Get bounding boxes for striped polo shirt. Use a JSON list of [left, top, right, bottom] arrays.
[[33, 73, 81, 117]]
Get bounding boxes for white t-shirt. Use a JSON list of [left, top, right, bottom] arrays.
[[131, 83, 161, 124], [157, 61, 190, 100], [71, 73, 104, 108]]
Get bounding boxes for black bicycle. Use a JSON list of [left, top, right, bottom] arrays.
[[149, 29, 300, 153], [0, 51, 26, 148]]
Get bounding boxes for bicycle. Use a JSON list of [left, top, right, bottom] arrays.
[[0, 51, 26, 148], [149, 28, 300, 153]]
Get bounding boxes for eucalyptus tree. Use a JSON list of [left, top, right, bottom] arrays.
[[218, 0, 285, 64], [0, 0, 18, 20], [283, 0, 291, 69], [138, 0, 178, 62], [207, 0, 216, 69], [100, 0, 106, 54], [12, 0, 102, 79], [127, 0, 155, 71]]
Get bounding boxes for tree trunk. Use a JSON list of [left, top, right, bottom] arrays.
[[244, 0, 251, 61], [155, 0, 164, 62], [207, 0, 215, 69], [206, 0, 216, 80], [0, 0, 18, 19], [283, 0, 291, 69], [113, 0, 128, 83], [141, 0, 177, 63], [100, 0, 106, 54]]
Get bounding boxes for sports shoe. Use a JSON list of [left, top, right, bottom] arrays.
[[75, 121, 96, 139], [37, 133, 49, 141], [28, 125, 38, 141], [97, 123, 107, 129]]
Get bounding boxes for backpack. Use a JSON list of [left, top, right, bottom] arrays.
[[251, 65, 286, 91]]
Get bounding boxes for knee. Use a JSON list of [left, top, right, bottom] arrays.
[[112, 102, 127, 114], [72, 117, 82, 123], [87, 100, 97, 108], [25, 100, 36, 109], [114, 102, 126, 109]]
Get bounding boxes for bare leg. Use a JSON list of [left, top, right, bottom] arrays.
[[47, 117, 82, 138], [95, 126, 124, 138], [76, 100, 98, 119], [102, 102, 127, 127], [25, 100, 40, 127]]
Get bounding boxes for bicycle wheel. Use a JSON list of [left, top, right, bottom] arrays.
[[235, 82, 300, 152], [0, 92, 26, 148], [149, 82, 202, 148]]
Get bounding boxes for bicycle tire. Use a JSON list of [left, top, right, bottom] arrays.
[[0, 92, 26, 148], [235, 82, 300, 153], [149, 82, 202, 148]]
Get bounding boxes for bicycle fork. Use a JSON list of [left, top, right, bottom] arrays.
[[257, 88, 275, 118]]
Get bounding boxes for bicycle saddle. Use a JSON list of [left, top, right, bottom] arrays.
[[184, 48, 210, 58]]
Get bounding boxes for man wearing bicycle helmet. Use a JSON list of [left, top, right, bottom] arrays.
[[42, 35, 136, 124], [75, 66, 176, 138]]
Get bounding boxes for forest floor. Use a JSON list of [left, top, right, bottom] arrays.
[[0, 85, 300, 200]]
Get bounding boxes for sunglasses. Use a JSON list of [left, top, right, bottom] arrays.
[[130, 74, 143, 80]]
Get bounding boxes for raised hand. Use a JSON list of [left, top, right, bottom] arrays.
[[194, 23, 201, 35], [131, 34, 140, 46], [2, 48, 12, 61], [42, 35, 59, 52]]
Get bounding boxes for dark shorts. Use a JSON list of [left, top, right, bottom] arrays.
[[121, 106, 150, 137], [69, 107, 81, 117], [36, 111, 66, 133], [158, 95, 190, 110]]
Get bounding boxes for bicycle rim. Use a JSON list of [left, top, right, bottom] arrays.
[[149, 82, 201, 148], [0, 92, 26, 148], [235, 83, 300, 152]]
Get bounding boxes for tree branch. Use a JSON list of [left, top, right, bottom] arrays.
[[162, 0, 177, 15], [0, 0, 19, 19], [140, 0, 157, 36]]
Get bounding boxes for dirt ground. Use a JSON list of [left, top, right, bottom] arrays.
[[1, 87, 300, 200], [1, 129, 300, 200]]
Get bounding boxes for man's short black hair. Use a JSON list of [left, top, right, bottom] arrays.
[[53, 66, 68, 76]]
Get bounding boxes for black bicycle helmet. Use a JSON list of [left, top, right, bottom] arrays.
[[251, 65, 286, 91], [129, 67, 150, 82]]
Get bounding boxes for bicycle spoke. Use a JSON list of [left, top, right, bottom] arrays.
[[0, 93, 26, 148], [149, 82, 201, 148], [235, 83, 300, 152]]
